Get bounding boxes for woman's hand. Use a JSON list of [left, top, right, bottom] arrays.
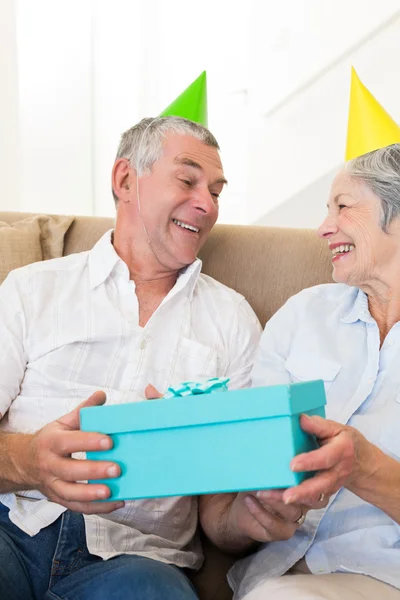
[[280, 414, 380, 506], [225, 489, 328, 545]]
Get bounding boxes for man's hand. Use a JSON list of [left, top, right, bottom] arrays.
[[11, 391, 125, 514], [145, 384, 163, 399], [280, 414, 380, 506]]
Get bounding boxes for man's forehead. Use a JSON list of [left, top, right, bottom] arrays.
[[164, 134, 219, 159]]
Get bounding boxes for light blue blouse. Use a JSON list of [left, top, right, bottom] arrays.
[[229, 283, 400, 599]]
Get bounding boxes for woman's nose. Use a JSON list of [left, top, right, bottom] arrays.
[[317, 215, 338, 239]]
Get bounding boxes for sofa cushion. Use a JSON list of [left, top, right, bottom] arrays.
[[0, 215, 74, 284]]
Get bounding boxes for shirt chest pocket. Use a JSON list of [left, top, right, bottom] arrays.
[[285, 354, 341, 395], [166, 336, 227, 389]]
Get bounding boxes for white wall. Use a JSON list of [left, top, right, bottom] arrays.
[[13, 0, 251, 221], [5, 1, 400, 226], [91, 0, 251, 223], [16, 0, 93, 215], [0, 0, 20, 211], [255, 167, 339, 229], [248, 0, 400, 225], [91, 1, 142, 217]]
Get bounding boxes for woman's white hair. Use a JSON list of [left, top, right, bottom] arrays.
[[345, 143, 400, 231], [112, 116, 219, 205]]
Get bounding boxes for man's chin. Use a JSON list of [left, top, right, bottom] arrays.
[[172, 243, 200, 267], [162, 250, 197, 272], [176, 253, 198, 269]]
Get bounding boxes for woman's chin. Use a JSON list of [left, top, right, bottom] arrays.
[[332, 267, 351, 285]]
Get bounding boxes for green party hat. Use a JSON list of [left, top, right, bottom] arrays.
[[159, 71, 208, 126]]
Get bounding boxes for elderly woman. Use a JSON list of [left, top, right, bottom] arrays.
[[200, 144, 400, 599]]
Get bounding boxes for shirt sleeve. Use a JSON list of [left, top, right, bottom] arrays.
[[251, 293, 303, 388], [0, 272, 28, 417], [226, 298, 262, 390]]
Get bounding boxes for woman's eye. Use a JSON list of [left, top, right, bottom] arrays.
[[338, 204, 347, 210]]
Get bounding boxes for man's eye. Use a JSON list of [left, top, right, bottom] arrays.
[[180, 179, 192, 187], [211, 192, 220, 199], [338, 204, 347, 210]]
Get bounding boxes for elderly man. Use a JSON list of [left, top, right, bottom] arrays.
[[0, 115, 261, 600]]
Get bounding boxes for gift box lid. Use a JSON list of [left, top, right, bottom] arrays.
[[80, 380, 325, 435]]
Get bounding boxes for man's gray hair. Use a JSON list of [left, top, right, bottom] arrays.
[[345, 143, 400, 230], [112, 116, 219, 205]]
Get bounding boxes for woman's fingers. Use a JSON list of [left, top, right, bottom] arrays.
[[255, 492, 306, 522], [243, 495, 299, 542]]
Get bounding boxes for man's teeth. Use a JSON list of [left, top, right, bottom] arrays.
[[332, 244, 355, 257], [173, 219, 199, 233]]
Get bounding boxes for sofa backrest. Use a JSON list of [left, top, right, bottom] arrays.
[[0, 212, 333, 326]]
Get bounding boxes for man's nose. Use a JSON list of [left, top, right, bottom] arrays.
[[193, 188, 218, 215]]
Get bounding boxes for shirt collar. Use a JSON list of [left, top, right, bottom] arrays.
[[88, 229, 202, 298], [171, 258, 202, 301], [340, 287, 375, 324], [88, 230, 126, 289]]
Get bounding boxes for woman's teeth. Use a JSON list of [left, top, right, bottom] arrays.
[[332, 244, 355, 257]]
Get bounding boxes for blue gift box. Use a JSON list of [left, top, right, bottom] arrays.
[[80, 380, 326, 500]]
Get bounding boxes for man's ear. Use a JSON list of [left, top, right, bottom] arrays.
[[112, 158, 136, 203]]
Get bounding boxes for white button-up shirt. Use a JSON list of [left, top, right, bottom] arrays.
[[229, 283, 400, 598], [0, 231, 261, 569]]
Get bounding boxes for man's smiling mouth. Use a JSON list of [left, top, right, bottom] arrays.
[[172, 219, 200, 233]]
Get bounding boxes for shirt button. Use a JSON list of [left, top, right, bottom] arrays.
[[140, 340, 146, 350]]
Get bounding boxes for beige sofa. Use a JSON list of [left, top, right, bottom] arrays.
[[0, 211, 333, 600]]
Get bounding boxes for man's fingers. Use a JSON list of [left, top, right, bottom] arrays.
[[54, 457, 121, 482], [49, 490, 124, 515], [58, 391, 107, 431], [73, 500, 124, 515], [51, 479, 113, 502], [50, 430, 113, 455], [145, 384, 163, 400]]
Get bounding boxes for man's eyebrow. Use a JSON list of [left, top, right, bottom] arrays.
[[214, 177, 228, 186], [174, 157, 202, 170], [174, 156, 228, 185]]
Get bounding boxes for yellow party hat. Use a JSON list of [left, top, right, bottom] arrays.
[[345, 67, 400, 161]]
